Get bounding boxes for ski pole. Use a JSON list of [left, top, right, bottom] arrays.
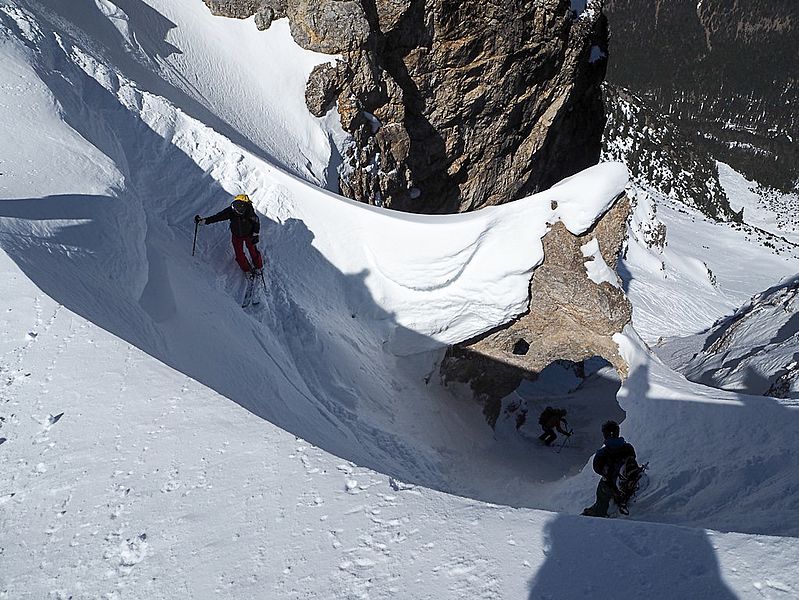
[[259, 268, 267, 292], [556, 432, 572, 454], [192, 220, 199, 256]]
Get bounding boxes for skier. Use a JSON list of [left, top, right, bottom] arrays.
[[195, 194, 263, 274], [582, 420, 638, 517], [538, 407, 572, 446]]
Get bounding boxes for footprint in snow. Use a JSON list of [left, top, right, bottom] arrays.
[[118, 533, 148, 572], [39, 412, 64, 432], [0, 437, 6, 446]]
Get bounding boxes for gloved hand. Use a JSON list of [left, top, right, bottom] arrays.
[[566, 430, 573, 437], [251, 234, 259, 245], [194, 215, 205, 225]]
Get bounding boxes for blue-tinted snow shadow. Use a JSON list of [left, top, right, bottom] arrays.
[[525, 359, 758, 599], [488, 359, 625, 483], [616, 257, 633, 294], [527, 515, 737, 600], [609, 362, 799, 538]]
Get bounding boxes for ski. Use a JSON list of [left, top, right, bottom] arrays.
[[251, 269, 267, 306], [241, 273, 256, 307], [242, 270, 266, 308]]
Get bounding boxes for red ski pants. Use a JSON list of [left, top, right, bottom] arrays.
[[231, 234, 263, 272]]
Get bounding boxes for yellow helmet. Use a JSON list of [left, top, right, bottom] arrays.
[[234, 194, 251, 203]]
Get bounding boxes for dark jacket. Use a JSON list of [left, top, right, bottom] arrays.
[[592, 437, 636, 483], [205, 204, 260, 238], [539, 409, 569, 434]]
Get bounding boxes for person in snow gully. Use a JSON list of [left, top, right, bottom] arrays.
[[538, 407, 572, 446], [582, 420, 638, 517], [195, 194, 263, 275]]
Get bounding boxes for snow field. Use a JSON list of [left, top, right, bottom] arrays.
[[0, 0, 636, 499], [620, 186, 798, 342], [2, 256, 797, 599]]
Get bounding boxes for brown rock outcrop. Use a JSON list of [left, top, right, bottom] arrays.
[[203, 0, 263, 18], [441, 194, 632, 423]]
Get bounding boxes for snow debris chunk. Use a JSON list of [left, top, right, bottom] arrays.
[[589, 45, 607, 63], [581, 238, 620, 288]]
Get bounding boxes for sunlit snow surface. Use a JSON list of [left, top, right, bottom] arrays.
[[2, 1, 799, 598], [620, 186, 798, 342]]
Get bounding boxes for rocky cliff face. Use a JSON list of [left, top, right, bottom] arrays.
[[604, 0, 798, 193], [441, 193, 632, 423], [204, 0, 611, 213]]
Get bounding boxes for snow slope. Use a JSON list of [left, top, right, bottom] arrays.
[[718, 161, 799, 246], [5, 264, 797, 599], [620, 185, 798, 343], [0, 0, 631, 499], [658, 276, 799, 400], [3, 1, 799, 598]]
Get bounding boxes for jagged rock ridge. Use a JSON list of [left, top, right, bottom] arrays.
[[676, 277, 799, 400], [204, 0, 611, 213]]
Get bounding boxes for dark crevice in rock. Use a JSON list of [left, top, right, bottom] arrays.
[[512, 339, 530, 356]]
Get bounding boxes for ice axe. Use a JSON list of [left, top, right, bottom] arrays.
[[192, 216, 201, 256]]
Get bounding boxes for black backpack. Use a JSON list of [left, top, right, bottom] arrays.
[[538, 407, 554, 426]]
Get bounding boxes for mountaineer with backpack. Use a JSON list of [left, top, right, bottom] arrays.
[[581, 420, 641, 517], [538, 407, 572, 446], [195, 194, 263, 274]]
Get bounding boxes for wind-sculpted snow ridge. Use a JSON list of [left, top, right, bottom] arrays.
[[3, 2, 799, 597]]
